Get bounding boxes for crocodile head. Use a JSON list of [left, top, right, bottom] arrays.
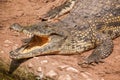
[[10, 22, 68, 60]]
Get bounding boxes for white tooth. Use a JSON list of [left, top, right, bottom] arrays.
[[29, 34, 31, 37], [26, 34, 29, 37], [30, 34, 32, 36]]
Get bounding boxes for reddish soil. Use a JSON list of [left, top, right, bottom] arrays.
[[0, 0, 120, 80]]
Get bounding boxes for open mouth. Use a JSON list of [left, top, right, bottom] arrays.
[[10, 34, 50, 59], [21, 35, 49, 54]]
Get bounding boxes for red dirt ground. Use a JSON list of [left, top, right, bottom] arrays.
[[0, 0, 120, 80]]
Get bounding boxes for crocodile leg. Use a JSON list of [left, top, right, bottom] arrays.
[[79, 33, 113, 65], [41, 0, 76, 20]]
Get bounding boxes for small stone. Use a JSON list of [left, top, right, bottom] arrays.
[[33, 57, 39, 60], [66, 67, 79, 73], [46, 70, 58, 78], [4, 40, 12, 44], [28, 62, 33, 68], [16, 11, 24, 17], [51, 62, 59, 65], [40, 60, 48, 64], [58, 75, 72, 80], [115, 55, 120, 60], [58, 65, 69, 69], [0, 51, 4, 54], [80, 72, 93, 80], [37, 67, 42, 72], [4, 44, 9, 47], [101, 78, 105, 80]]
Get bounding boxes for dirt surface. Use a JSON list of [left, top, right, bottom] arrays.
[[0, 0, 120, 80]]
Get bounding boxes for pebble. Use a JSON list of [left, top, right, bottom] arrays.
[[51, 62, 59, 65], [115, 55, 120, 60], [58, 65, 69, 69], [46, 70, 58, 78], [80, 72, 93, 80], [0, 50, 4, 54], [37, 67, 42, 72], [33, 57, 39, 60], [101, 78, 105, 80], [40, 60, 48, 64], [4, 44, 9, 47], [4, 40, 12, 44], [28, 62, 33, 68], [66, 67, 79, 73], [58, 74, 72, 80]]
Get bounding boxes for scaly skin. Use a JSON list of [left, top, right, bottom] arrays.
[[10, 0, 120, 64]]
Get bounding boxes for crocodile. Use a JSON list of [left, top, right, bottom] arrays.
[[10, 0, 120, 64]]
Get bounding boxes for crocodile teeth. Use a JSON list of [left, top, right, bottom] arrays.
[[22, 30, 33, 38], [26, 33, 33, 38]]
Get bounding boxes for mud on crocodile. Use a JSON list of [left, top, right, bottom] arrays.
[[10, 0, 120, 64]]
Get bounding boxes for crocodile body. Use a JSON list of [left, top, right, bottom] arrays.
[[10, 0, 120, 64]]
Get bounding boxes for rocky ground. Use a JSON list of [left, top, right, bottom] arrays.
[[0, 0, 120, 80]]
